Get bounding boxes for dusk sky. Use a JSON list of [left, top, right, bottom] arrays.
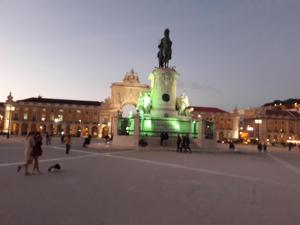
[[1, 0, 299, 111]]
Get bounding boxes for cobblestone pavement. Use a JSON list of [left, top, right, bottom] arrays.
[[1, 137, 300, 225]]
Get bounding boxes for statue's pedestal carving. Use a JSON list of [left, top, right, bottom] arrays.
[[148, 68, 179, 118]]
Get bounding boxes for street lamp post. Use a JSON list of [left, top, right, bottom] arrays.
[[6, 105, 15, 138], [255, 119, 262, 142], [54, 118, 59, 135], [78, 119, 84, 137]]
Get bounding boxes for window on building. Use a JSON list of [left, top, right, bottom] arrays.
[[24, 112, 28, 120], [93, 113, 98, 122], [32, 112, 37, 121], [13, 112, 19, 120], [220, 121, 224, 129]]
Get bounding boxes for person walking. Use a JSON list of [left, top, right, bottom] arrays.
[[288, 142, 293, 151], [61, 133, 65, 144], [263, 143, 267, 152], [160, 132, 164, 146], [229, 141, 235, 151], [182, 135, 187, 152], [17, 132, 35, 175], [31, 132, 43, 174], [83, 134, 92, 147], [257, 142, 262, 152], [164, 132, 169, 146], [176, 134, 182, 152], [185, 134, 192, 153], [46, 132, 51, 145], [65, 134, 72, 154]]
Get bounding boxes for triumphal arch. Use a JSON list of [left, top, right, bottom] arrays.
[[99, 69, 149, 137]]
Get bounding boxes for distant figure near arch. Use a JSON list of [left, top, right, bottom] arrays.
[[157, 28, 172, 68]]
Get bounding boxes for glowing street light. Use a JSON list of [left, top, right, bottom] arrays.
[[255, 119, 262, 141], [6, 105, 15, 138]]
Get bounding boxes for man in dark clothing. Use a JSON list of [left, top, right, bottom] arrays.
[[160, 132, 164, 146], [263, 143, 267, 152], [87, 134, 92, 145], [61, 134, 65, 144], [164, 132, 169, 146], [257, 142, 262, 152], [176, 134, 182, 152], [288, 142, 293, 151], [185, 134, 192, 153]]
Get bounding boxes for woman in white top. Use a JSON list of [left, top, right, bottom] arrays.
[[17, 132, 35, 175]]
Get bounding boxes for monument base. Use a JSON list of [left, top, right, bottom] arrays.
[[150, 109, 178, 118], [139, 115, 196, 137]]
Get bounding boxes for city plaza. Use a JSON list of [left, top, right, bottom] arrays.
[[1, 65, 300, 225], [1, 136, 300, 225], [1, 26, 300, 225]]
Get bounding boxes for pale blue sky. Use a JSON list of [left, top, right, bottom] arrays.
[[1, 0, 300, 111]]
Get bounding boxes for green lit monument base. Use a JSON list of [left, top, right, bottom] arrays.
[[139, 115, 198, 137]]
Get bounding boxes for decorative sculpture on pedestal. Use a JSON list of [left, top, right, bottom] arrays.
[[157, 28, 172, 68], [137, 91, 152, 115], [176, 93, 190, 116]]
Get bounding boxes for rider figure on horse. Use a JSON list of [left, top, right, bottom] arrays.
[[157, 29, 172, 68]]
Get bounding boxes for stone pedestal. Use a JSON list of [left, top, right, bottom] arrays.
[[148, 68, 179, 118]]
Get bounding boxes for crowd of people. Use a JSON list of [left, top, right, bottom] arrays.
[[160, 132, 169, 146], [257, 142, 268, 152], [176, 134, 192, 153], [159, 132, 192, 153]]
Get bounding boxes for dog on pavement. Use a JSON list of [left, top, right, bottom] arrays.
[[48, 163, 61, 172]]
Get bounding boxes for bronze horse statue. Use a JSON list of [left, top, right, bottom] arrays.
[[157, 29, 172, 68]]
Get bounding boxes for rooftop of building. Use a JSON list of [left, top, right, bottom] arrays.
[[16, 97, 102, 106], [190, 106, 229, 114], [264, 109, 300, 118], [264, 98, 300, 107]]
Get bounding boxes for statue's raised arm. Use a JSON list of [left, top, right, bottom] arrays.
[[157, 28, 172, 68]]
